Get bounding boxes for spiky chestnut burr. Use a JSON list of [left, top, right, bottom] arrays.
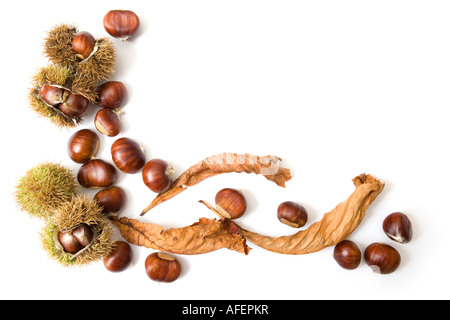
[[14, 162, 77, 219], [40, 195, 115, 267]]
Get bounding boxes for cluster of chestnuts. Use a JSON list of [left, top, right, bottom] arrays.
[[64, 10, 183, 280], [333, 212, 413, 274]]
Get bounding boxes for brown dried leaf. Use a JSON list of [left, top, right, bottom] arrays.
[[110, 216, 250, 255], [141, 153, 291, 215], [239, 174, 385, 255]]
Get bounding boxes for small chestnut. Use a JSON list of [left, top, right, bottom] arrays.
[[77, 159, 117, 189], [72, 31, 96, 60], [111, 137, 146, 174], [364, 243, 401, 274], [145, 252, 181, 283], [71, 224, 94, 247], [39, 85, 64, 106], [142, 159, 174, 193], [58, 93, 89, 118], [382, 212, 413, 244], [96, 81, 127, 110], [215, 188, 247, 219], [58, 223, 93, 254], [103, 241, 132, 272], [58, 231, 83, 254], [277, 201, 308, 228], [94, 109, 121, 137], [67, 129, 100, 163], [333, 240, 361, 270], [103, 10, 140, 41], [93, 186, 126, 215]]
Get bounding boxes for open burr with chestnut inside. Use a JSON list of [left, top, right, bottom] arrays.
[[43, 24, 116, 100], [28, 65, 92, 128]]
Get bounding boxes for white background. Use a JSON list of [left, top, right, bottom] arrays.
[[1, 0, 449, 300]]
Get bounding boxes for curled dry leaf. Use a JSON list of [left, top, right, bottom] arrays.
[[239, 174, 384, 255], [110, 216, 250, 255], [141, 153, 291, 215]]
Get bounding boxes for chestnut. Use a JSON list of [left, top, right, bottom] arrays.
[[72, 31, 96, 60], [103, 10, 140, 41], [39, 85, 64, 106], [58, 230, 83, 254], [145, 252, 181, 283], [142, 159, 174, 193], [71, 224, 94, 247], [94, 109, 121, 137], [215, 188, 247, 219], [111, 137, 146, 174], [67, 129, 100, 163], [58, 223, 93, 254], [96, 81, 127, 110], [58, 93, 89, 118], [103, 241, 132, 272], [93, 186, 126, 215], [333, 240, 361, 270], [382, 212, 413, 244], [77, 159, 117, 189], [364, 243, 401, 274], [277, 201, 308, 228]]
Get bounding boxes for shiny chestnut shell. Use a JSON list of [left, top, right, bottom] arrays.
[[215, 188, 247, 219], [67, 129, 100, 163], [40, 85, 64, 106], [94, 109, 121, 137], [382, 212, 413, 244], [72, 31, 96, 60], [333, 240, 361, 270], [77, 159, 117, 188], [103, 241, 132, 272], [142, 159, 173, 193], [93, 186, 126, 215], [145, 252, 181, 283], [364, 243, 401, 274], [58, 224, 93, 254], [96, 81, 127, 110], [103, 10, 140, 41], [111, 137, 146, 174], [277, 201, 308, 228], [59, 93, 89, 118]]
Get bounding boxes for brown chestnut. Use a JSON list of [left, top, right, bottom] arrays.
[[333, 240, 361, 270], [103, 241, 132, 272], [103, 10, 140, 41], [77, 159, 117, 189], [39, 85, 64, 106], [58, 231, 83, 254], [67, 129, 100, 163], [383, 212, 413, 244], [145, 252, 181, 283], [93, 186, 126, 215], [58, 223, 93, 254], [72, 31, 96, 60], [364, 243, 401, 274], [58, 93, 89, 118], [277, 201, 308, 228], [94, 109, 121, 137], [215, 188, 247, 219], [142, 159, 174, 193], [111, 137, 146, 174], [71, 224, 94, 247], [96, 81, 127, 110]]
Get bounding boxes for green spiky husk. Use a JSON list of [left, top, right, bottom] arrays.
[[43, 23, 116, 102], [28, 65, 83, 129], [41, 195, 115, 267], [15, 162, 77, 219]]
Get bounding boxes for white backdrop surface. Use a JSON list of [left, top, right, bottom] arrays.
[[1, 0, 449, 300]]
